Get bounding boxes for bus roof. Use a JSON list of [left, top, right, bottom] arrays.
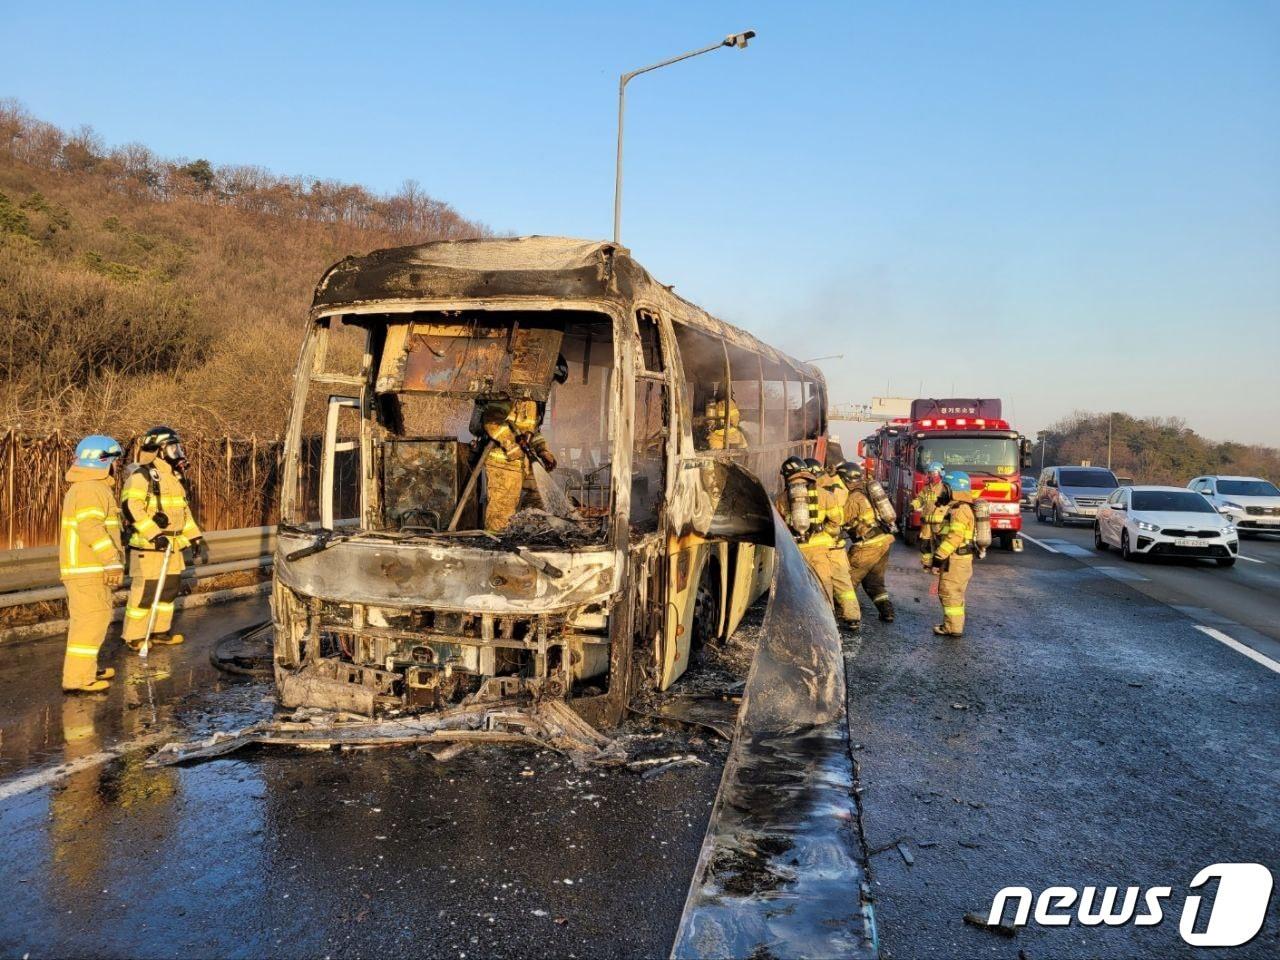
[[311, 235, 822, 382]]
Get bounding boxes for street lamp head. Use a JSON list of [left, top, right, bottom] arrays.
[[724, 30, 756, 49]]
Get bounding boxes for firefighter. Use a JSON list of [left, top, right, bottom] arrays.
[[59, 436, 125, 693], [120, 427, 207, 650], [931, 469, 977, 638], [912, 460, 947, 569], [477, 355, 568, 531], [706, 395, 747, 449], [776, 457, 859, 625], [834, 461, 896, 623]]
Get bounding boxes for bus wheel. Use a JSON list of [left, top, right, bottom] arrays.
[[691, 565, 722, 655]]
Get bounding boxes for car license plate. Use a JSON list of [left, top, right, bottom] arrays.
[[1079, 507, 1096, 517], [994, 518, 1012, 529], [1176, 538, 1208, 548]]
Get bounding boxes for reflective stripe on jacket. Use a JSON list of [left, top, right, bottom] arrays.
[[122, 458, 202, 550], [934, 497, 976, 560], [59, 466, 123, 579]]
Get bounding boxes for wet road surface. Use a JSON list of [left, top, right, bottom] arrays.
[[0, 600, 727, 959], [3, 530, 1278, 958], [1022, 517, 1280, 654], [848, 539, 1280, 958]]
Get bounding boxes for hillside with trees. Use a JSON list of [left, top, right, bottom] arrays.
[[0, 100, 488, 437], [1031, 412, 1280, 486]]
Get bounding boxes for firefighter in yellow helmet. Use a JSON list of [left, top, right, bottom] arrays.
[[834, 461, 896, 624], [120, 427, 207, 650], [912, 460, 946, 569], [931, 470, 977, 637], [706, 395, 747, 450], [59, 435, 125, 693], [776, 457, 859, 625], [476, 355, 567, 531]]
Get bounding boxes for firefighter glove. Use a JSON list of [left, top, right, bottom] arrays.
[[105, 568, 124, 590], [153, 511, 170, 529], [152, 534, 170, 551], [191, 536, 210, 565], [537, 448, 557, 471], [931, 554, 945, 570]]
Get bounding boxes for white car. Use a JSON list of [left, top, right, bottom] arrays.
[[1094, 485, 1239, 567], [1187, 475, 1280, 536]]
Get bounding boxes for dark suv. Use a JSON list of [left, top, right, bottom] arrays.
[[1035, 466, 1120, 526]]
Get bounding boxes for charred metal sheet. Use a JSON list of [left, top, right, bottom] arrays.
[[381, 438, 463, 533], [274, 531, 616, 614], [147, 700, 625, 769], [642, 695, 740, 741], [699, 459, 777, 545], [671, 510, 875, 959]]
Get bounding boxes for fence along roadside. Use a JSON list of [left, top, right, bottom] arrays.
[[0, 432, 331, 550]]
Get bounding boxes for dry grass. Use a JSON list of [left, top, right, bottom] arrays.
[[0, 99, 489, 438]]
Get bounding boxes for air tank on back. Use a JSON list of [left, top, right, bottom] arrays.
[[864, 476, 897, 531], [971, 498, 992, 557]]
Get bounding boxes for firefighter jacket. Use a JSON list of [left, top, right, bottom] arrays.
[[842, 487, 895, 547], [480, 398, 548, 465], [706, 399, 747, 450], [934, 493, 977, 561], [911, 479, 947, 533], [59, 466, 123, 580], [122, 456, 202, 551], [776, 481, 845, 548]]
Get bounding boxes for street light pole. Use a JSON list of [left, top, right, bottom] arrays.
[[613, 30, 755, 244], [1107, 412, 1113, 470]]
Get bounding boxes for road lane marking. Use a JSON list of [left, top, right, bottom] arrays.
[[1235, 554, 1264, 564], [0, 732, 170, 804], [1019, 532, 1059, 554], [1194, 625, 1280, 676]]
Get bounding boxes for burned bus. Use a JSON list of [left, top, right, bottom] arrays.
[[272, 237, 828, 727]]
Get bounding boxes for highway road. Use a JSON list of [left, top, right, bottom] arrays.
[[1019, 514, 1280, 660], [849, 536, 1279, 959], [0, 523, 1277, 958]]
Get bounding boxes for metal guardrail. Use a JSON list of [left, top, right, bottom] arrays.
[[0, 526, 275, 609]]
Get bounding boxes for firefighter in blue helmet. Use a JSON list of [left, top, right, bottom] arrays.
[[60, 436, 125, 692], [931, 470, 977, 637], [912, 460, 947, 568]]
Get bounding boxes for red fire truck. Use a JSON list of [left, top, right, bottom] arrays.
[[860, 398, 1032, 551]]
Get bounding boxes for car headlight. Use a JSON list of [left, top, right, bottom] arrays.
[[1222, 524, 1236, 536], [1220, 501, 1243, 512], [990, 502, 1019, 515], [1059, 494, 1074, 507], [1136, 520, 1161, 532]]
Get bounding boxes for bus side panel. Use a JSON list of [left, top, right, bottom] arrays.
[[657, 540, 710, 689], [726, 541, 771, 639]]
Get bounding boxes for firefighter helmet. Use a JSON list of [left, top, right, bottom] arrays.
[[926, 461, 944, 478], [943, 469, 972, 492], [780, 456, 808, 480], [835, 460, 864, 485], [140, 426, 186, 467], [74, 435, 123, 471], [553, 354, 569, 385], [803, 457, 823, 475]]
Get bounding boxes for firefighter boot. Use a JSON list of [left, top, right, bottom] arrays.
[[149, 632, 185, 646], [875, 598, 896, 622], [65, 679, 110, 694], [97, 668, 116, 680]]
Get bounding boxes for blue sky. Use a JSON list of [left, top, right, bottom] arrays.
[[5, 1, 1278, 445]]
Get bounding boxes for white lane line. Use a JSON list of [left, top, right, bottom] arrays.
[[1235, 554, 1264, 564], [1194, 625, 1280, 676], [0, 732, 169, 804], [1019, 532, 1059, 554]]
